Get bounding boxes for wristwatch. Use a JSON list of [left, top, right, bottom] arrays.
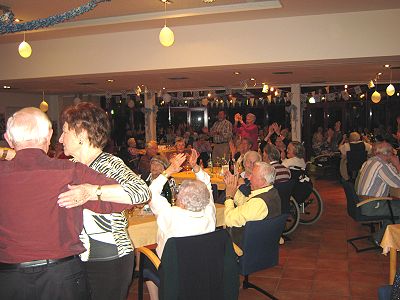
[[96, 186, 102, 201]]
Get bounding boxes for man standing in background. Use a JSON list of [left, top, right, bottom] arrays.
[[210, 110, 232, 161]]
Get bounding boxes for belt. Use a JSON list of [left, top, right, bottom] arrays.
[[0, 255, 79, 270]]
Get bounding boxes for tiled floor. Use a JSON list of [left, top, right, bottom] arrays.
[[128, 179, 391, 299]]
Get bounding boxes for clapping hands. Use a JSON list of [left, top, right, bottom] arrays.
[[166, 153, 186, 175], [223, 171, 238, 198], [234, 113, 242, 123]]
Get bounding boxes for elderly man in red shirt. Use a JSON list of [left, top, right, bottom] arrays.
[[0, 107, 135, 300]]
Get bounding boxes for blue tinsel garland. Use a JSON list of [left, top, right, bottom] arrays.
[[0, 0, 110, 35]]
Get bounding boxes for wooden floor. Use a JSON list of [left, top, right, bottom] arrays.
[[128, 179, 390, 300]]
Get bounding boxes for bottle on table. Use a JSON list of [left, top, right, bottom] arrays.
[[229, 154, 235, 174], [208, 153, 214, 174]]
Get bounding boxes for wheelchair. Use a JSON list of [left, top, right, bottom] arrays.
[[282, 158, 325, 236]]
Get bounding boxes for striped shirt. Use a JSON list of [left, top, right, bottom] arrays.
[[79, 152, 150, 261], [210, 119, 232, 143], [356, 156, 400, 197], [270, 161, 291, 183]]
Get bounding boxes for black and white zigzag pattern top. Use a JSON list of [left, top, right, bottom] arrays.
[[80, 152, 150, 262]]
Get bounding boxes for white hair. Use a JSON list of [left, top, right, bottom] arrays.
[[254, 161, 276, 185], [6, 107, 52, 148], [243, 151, 262, 165], [176, 180, 210, 212]]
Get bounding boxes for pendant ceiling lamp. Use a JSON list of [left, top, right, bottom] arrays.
[[18, 32, 32, 58], [159, 0, 174, 47], [39, 91, 49, 112], [386, 68, 395, 97]]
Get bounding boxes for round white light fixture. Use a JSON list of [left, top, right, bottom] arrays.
[[162, 93, 171, 103], [386, 84, 395, 96], [159, 25, 174, 47], [18, 41, 32, 58], [371, 91, 381, 103], [39, 100, 49, 112]]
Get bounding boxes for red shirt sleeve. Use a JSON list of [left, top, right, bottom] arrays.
[[74, 162, 133, 213]]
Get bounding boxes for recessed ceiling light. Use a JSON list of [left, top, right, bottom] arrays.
[[162, 87, 166, 90], [234, 72, 240, 75], [203, 0, 216, 3], [384, 64, 391, 68], [107, 79, 114, 82], [377, 72, 383, 76], [14, 18, 22, 23], [160, 0, 172, 3], [3, 85, 11, 89]]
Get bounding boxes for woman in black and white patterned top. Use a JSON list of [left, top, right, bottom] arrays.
[[58, 102, 150, 300]]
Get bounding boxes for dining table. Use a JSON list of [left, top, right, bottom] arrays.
[[381, 223, 400, 284], [171, 167, 226, 190], [379, 187, 400, 284], [127, 203, 225, 248]]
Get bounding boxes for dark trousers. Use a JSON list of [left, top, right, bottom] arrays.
[[0, 257, 90, 300], [84, 252, 134, 300]]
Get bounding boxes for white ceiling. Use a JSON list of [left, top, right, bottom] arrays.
[[1, 0, 400, 94]]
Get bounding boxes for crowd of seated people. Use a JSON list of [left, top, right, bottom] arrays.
[[3, 101, 400, 300]]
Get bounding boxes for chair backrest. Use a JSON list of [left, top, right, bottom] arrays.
[[341, 180, 362, 220], [159, 229, 239, 300], [238, 214, 288, 276], [274, 180, 296, 214], [347, 143, 367, 181]]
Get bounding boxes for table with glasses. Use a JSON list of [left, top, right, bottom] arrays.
[[127, 203, 225, 248], [380, 188, 400, 284], [171, 168, 226, 190]]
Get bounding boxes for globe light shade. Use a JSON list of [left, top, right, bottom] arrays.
[[39, 100, 49, 112], [308, 96, 316, 104], [162, 93, 172, 103], [159, 25, 174, 47], [73, 97, 81, 105], [18, 41, 32, 58], [386, 84, 395, 96], [371, 91, 381, 103]]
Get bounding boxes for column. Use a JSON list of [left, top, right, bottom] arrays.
[[290, 84, 302, 142], [144, 92, 157, 142]]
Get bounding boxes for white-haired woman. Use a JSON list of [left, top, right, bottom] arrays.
[[145, 150, 216, 300]]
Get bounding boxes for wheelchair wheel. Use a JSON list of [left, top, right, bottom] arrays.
[[282, 197, 300, 235], [298, 188, 323, 224]]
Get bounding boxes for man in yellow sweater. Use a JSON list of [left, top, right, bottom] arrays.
[[223, 161, 281, 245]]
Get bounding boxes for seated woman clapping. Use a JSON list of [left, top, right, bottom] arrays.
[[146, 149, 216, 300]]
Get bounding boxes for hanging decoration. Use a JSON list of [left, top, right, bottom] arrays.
[[18, 32, 32, 58], [371, 90, 381, 103], [73, 96, 81, 105], [386, 68, 395, 96], [39, 91, 49, 112], [1, 1, 110, 35], [387, 84, 395, 96], [159, 1, 174, 47]]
